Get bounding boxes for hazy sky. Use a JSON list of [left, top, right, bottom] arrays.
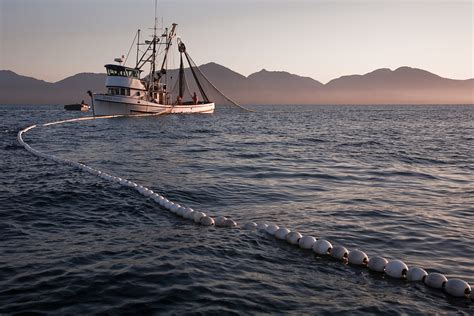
[[0, 0, 472, 83]]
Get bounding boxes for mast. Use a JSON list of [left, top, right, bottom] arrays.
[[152, 0, 158, 80], [184, 50, 210, 103], [178, 46, 185, 99], [158, 23, 178, 78], [151, 31, 156, 84], [133, 0, 178, 102], [148, 0, 159, 100]]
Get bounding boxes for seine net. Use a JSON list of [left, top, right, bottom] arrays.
[[166, 44, 253, 111]]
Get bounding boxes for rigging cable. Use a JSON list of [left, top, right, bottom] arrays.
[[184, 52, 255, 112], [124, 30, 139, 66]]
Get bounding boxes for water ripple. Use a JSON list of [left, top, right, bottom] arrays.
[[0, 104, 473, 313]]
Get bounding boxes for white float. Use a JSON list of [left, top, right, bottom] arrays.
[[424, 273, 448, 289], [385, 260, 408, 278], [193, 212, 206, 223], [257, 223, 268, 231], [156, 198, 166, 207], [170, 204, 181, 213], [182, 207, 191, 217], [406, 267, 428, 282], [173, 204, 186, 217], [444, 279, 471, 297], [286, 232, 302, 245], [171, 204, 180, 215], [298, 236, 316, 250], [167, 202, 177, 212], [348, 249, 368, 266], [177, 206, 188, 217], [215, 216, 227, 227], [151, 193, 161, 203], [244, 222, 258, 230], [312, 239, 332, 255], [275, 227, 291, 240], [331, 245, 348, 260], [181, 209, 191, 219], [183, 208, 195, 219], [167, 202, 176, 212], [159, 199, 169, 208], [368, 256, 387, 272], [223, 219, 237, 228], [200, 216, 215, 226], [265, 224, 279, 236]]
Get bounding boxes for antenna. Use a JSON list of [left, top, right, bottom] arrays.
[[154, 0, 158, 36], [136, 29, 140, 67]]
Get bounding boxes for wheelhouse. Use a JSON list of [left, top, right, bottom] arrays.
[[104, 64, 146, 96]]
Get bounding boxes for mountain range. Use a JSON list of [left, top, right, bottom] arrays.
[[1, 63, 473, 105]]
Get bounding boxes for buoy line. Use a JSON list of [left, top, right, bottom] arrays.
[[17, 115, 473, 303]]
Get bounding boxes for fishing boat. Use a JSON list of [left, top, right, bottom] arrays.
[[91, 22, 215, 116]]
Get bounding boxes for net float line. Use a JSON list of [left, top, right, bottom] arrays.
[[243, 222, 472, 299], [17, 115, 473, 303]]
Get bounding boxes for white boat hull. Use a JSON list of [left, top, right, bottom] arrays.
[[93, 94, 214, 116]]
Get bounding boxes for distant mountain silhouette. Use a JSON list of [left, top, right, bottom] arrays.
[[323, 67, 474, 104], [0, 70, 106, 105], [1, 64, 473, 105], [249, 69, 324, 90]]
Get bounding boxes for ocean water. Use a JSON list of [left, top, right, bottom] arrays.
[[1, 104, 473, 314]]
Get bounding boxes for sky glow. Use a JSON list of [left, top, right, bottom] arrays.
[[0, 0, 472, 83]]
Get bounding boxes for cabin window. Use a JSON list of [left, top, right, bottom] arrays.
[[105, 65, 140, 79], [107, 68, 120, 76], [125, 69, 140, 78], [106, 66, 139, 78], [106, 68, 126, 77], [108, 87, 130, 96]]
